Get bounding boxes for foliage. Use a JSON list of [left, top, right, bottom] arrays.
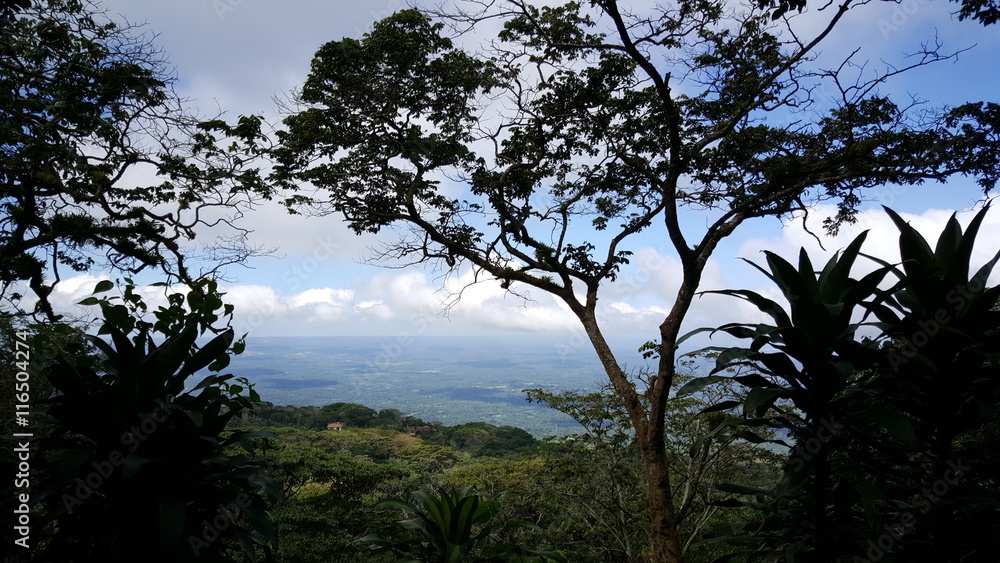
[[263, 441, 409, 563], [430, 422, 537, 457], [0, 0, 270, 318], [27, 279, 279, 562], [525, 386, 647, 562], [527, 361, 782, 562], [244, 403, 328, 429], [859, 206, 1000, 561], [687, 206, 1000, 560], [242, 403, 432, 432], [395, 443, 465, 474], [755, 0, 999, 26], [361, 486, 566, 562], [268, 482, 382, 563], [272, 3, 1000, 560], [321, 402, 379, 427], [680, 229, 894, 558]]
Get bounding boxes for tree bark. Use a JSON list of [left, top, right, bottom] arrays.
[[639, 433, 686, 562], [573, 298, 687, 562]]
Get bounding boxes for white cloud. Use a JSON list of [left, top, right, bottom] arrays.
[[736, 204, 1000, 284], [290, 287, 354, 307], [49, 274, 109, 299]]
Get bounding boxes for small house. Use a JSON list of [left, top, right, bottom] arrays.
[[407, 425, 436, 436], [327, 422, 343, 431]]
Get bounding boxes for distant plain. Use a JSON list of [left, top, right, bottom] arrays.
[[229, 335, 653, 436]]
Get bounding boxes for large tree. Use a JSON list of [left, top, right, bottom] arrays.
[[0, 0, 270, 320], [272, 2, 1000, 561]]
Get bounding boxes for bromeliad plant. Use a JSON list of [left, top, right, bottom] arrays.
[[859, 206, 1000, 561], [681, 205, 1000, 561], [32, 279, 280, 562], [677, 229, 897, 559], [360, 486, 565, 562]]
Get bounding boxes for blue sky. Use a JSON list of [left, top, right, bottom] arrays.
[[40, 0, 1000, 349]]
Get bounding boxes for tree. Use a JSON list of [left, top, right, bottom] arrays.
[[321, 402, 379, 427], [263, 441, 408, 563], [272, 3, 1000, 561], [526, 362, 782, 562], [525, 386, 649, 562], [434, 422, 537, 457], [0, 0, 270, 320]]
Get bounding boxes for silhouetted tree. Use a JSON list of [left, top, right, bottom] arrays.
[[1, 0, 270, 319]]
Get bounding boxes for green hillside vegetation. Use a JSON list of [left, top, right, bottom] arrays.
[[223, 393, 780, 563]]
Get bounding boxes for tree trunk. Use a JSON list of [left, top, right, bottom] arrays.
[[573, 300, 687, 563], [639, 433, 686, 562], [644, 273, 707, 562]]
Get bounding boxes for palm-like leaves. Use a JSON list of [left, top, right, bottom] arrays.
[[684, 205, 1000, 561], [360, 486, 565, 562], [33, 280, 279, 562], [680, 229, 889, 426]]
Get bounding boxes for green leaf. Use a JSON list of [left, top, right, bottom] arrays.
[[818, 230, 868, 301], [744, 387, 784, 416], [756, 352, 800, 379], [860, 408, 917, 446], [716, 483, 772, 496], [180, 328, 235, 377], [701, 400, 742, 413], [934, 213, 963, 270], [952, 204, 991, 281], [705, 289, 792, 327], [677, 375, 730, 397], [93, 280, 115, 294], [765, 250, 813, 307], [122, 454, 151, 480], [158, 495, 185, 552]]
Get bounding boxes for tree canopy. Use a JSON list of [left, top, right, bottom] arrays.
[[0, 0, 269, 319]]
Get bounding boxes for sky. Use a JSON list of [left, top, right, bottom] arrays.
[[38, 0, 1000, 352]]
